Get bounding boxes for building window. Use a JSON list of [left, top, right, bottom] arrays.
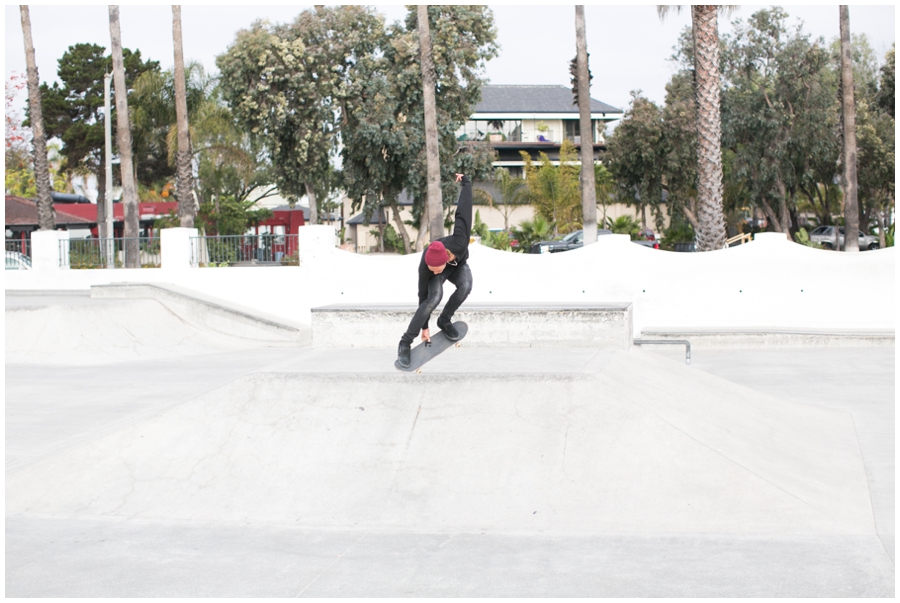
[[564, 119, 597, 143]]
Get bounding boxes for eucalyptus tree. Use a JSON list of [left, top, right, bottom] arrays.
[[658, 5, 736, 250], [109, 5, 139, 266], [18, 5, 54, 230], [341, 6, 497, 252], [217, 6, 380, 224], [720, 8, 841, 237], [172, 5, 194, 227], [573, 5, 598, 245], [838, 5, 860, 252]]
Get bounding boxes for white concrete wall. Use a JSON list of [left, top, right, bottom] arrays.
[[6, 230, 894, 337]]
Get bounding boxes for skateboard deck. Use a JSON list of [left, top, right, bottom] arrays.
[[395, 321, 468, 372]]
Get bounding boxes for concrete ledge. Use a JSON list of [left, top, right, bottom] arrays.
[[640, 327, 895, 349], [91, 282, 311, 346], [311, 302, 633, 348]]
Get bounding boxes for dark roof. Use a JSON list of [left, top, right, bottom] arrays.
[[475, 85, 621, 115], [5, 196, 94, 227], [347, 207, 391, 226]]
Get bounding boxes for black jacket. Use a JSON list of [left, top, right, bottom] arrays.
[[416, 175, 472, 328]]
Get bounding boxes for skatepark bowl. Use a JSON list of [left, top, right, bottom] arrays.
[[5, 290, 895, 597]]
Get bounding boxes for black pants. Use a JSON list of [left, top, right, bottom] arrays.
[[400, 264, 472, 345]]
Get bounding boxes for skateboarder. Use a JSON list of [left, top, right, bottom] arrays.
[[397, 173, 472, 368]]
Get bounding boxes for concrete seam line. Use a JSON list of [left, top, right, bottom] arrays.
[[295, 529, 372, 597]]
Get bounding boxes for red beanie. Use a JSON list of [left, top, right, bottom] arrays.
[[424, 241, 448, 267]]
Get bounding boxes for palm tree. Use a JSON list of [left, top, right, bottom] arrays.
[[18, 5, 54, 230], [172, 5, 195, 228], [839, 5, 860, 252], [574, 6, 598, 245], [109, 5, 140, 267], [417, 5, 443, 240], [657, 5, 734, 251], [487, 167, 528, 233]]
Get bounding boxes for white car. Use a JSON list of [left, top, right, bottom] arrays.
[[807, 226, 879, 250], [5, 251, 32, 270]]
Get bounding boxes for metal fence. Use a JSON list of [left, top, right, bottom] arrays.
[[6, 238, 32, 257], [190, 234, 299, 267], [62, 237, 161, 269]]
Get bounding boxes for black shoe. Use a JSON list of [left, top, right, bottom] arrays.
[[437, 316, 459, 340], [398, 341, 411, 368]]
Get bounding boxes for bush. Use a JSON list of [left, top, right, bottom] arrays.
[[660, 220, 695, 251]]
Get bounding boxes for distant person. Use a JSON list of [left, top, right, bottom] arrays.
[[397, 173, 472, 368]]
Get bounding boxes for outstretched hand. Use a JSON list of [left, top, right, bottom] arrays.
[[455, 173, 464, 183], [421, 328, 431, 343]]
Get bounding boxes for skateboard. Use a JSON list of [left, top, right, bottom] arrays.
[[395, 321, 468, 373]]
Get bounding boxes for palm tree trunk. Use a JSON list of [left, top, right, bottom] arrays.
[[172, 5, 195, 228], [575, 6, 597, 245], [417, 5, 443, 240], [19, 5, 54, 231], [109, 6, 140, 267], [839, 5, 860, 252], [691, 5, 726, 251]]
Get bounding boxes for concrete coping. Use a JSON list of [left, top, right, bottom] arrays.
[[313, 302, 633, 312], [91, 282, 305, 333]]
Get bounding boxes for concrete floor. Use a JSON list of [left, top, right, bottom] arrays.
[[5, 294, 895, 597]]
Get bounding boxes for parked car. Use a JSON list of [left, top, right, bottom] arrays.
[[807, 226, 879, 250], [5, 251, 32, 270], [529, 229, 659, 253]]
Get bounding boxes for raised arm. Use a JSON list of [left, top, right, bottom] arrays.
[[452, 173, 472, 239]]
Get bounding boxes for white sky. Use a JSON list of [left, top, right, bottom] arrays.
[[4, 4, 896, 120]]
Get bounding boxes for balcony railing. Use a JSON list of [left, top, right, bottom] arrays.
[[190, 234, 299, 267], [61, 237, 161, 269], [5, 238, 32, 258]]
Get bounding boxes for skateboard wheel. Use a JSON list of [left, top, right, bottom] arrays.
[[455, 343, 461, 348], [416, 369, 422, 374]]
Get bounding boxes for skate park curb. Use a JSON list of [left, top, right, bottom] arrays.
[[90, 282, 311, 345]]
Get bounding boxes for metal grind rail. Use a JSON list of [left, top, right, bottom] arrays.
[[633, 338, 691, 365]]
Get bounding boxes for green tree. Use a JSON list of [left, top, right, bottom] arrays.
[[876, 44, 894, 118], [218, 6, 381, 224], [721, 8, 840, 240], [475, 167, 528, 233], [521, 139, 581, 236], [511, 215, 553, 253], [605, 91, 666, 231], [340, 6, 497, 252], [38, 43, 159, 208]]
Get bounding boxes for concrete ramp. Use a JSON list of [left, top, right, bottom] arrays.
[[5, 298, 273, 365], [6, 350, 873, 536]]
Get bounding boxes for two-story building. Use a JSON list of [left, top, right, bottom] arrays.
[[345, 85, 630, 252], [459, 84, 623, 177]]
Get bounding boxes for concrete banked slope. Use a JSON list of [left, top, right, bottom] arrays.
[[7, 347, 872, 537]]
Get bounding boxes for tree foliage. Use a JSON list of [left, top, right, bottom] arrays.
[[521, 139, 582, 236], [38, 43, 159, 202], [608, 7, 894, 244]]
